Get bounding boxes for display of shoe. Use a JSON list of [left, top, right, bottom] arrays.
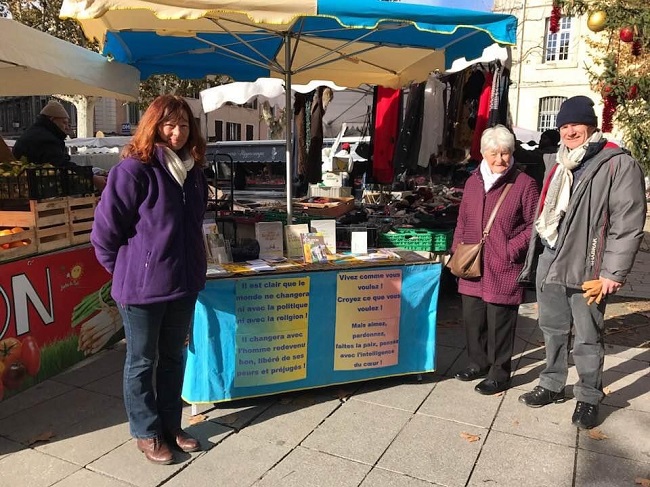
[[518, 386, 566, 408], [454, 367, 489, 382], [136, 437, 174, 465], [474, 378, 510, 395], [165, 429, 201, 453], [572, 401, 599, 429]]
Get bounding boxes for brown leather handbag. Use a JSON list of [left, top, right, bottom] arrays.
[[447, 181, 514, 279]]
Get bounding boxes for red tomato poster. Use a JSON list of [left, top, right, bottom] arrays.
[[0, 246, 121, 401]]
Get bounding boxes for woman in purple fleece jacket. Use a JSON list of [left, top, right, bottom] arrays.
[[91, 95, 208, 465], [451, 125, 539, 395]]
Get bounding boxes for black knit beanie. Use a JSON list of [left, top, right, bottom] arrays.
[[556, 96, 598, 128]]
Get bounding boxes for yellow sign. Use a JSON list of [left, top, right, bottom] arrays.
[[334, 269, 401, 370], [234, 277, 310, 386]]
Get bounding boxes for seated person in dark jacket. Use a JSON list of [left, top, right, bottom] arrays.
[[12, 100, 107, 191], [514, 129, 560, 189]]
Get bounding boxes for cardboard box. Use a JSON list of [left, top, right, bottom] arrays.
[[292, 197, 355, 218], [321, 172, 348, 187], [307, 184, 352, 198]]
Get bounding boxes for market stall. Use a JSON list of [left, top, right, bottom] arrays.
[[0, 21, 139, 402]]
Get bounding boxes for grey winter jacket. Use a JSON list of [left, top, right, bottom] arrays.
[[518, 142, 647, 290]]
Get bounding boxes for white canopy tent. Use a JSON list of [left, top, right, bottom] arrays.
[[0, 19, 140, 100]]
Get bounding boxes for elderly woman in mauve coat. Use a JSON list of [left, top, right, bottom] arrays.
[[451, 124, 540, 395]]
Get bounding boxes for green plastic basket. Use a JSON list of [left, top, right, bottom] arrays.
[[378, 228, 434, 251], [431, 228, 454, 252], [378, 228, 453, 252]]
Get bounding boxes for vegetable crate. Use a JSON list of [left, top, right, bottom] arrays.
[[69, 196, 97, 245], [0, 166, 95, 206], [0, 167, 65, 203], [0, 196, 98, 262]]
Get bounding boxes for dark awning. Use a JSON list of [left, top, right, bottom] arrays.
[[206, 141, 285, 164]]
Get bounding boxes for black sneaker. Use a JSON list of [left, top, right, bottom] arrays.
[[518, 386, 566, 408], [572, 401, 599, 429]]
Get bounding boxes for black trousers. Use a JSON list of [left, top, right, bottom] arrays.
[[461, 295, 519, 382]]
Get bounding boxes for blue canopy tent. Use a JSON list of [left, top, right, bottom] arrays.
[[61, 0, 517, 218]]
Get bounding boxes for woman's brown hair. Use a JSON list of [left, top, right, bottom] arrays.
[[121, 95, 206, 166]]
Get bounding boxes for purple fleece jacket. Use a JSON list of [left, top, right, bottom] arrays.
[[91, 146, 208, 305]]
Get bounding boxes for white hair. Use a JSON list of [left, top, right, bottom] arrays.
[[480, 124, 515, 154]]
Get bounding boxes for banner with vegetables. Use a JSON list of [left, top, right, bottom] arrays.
[[0, 246, 122, 401]]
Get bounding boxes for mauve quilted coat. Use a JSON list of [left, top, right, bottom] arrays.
[[451, 165, 539, 305]]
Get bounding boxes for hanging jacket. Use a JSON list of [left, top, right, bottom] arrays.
[[91, 145, 208, 305]]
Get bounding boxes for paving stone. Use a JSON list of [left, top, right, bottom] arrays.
[[510, 357, 579, 393], [602, 369, 650, 413], [52, 468, 133, 486], [83, 370, 124, 399], [353, 375, 436, 413], [575, 448, 650, 486], [53, 348, 125, 387], [418, 377, 501, 428], [0, 436, 24, 461], [239, 393, 339, 448], [87, 439, 199, 487], [603, 353, 650, 375], [179, 413, 235, 451], [302, 398, 411, 465], [0, 379, 74, 420], [0, 388, 118, 445], [254, 446, 370, 487], [578, 405, 650, 464], [378, 414, 485, 487], [199, 397, 277, 430], [491, 390, 579, 448], [604, 344, 650, 363], [468, 430, 574, 487], [0, 447, 79, 487], [360, 468, 440, 486], [163, 433, 290, 487], [34, 398, 130, 466]]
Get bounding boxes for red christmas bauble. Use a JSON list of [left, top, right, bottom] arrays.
[[619, 26, 634, 43], [627, 84, 639, 100]]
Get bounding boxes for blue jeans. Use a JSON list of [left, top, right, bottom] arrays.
[[118, 295, 197, 439]]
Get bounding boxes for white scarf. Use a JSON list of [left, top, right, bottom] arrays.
[[535, 131, 602, 247], [479, 158, 506, 192], [162, 146, 195, 187]]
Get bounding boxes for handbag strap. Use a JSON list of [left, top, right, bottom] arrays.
[[482, 171, 519, 240]]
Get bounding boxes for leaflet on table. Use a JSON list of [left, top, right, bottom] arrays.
[[301, 233, 331, 264], [309, 219, 336, 254], [285, 224, 309, 259], [255, 221, 284, 260]]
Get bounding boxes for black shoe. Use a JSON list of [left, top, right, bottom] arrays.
[[572, 401, 599, 429], [474, 378, 510, 395], [518, 386, 566, 408], [455, 367, 489, 382]]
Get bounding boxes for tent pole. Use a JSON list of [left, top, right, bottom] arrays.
[[284, 34, 293, 223]]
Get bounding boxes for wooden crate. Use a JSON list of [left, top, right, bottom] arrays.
[[0, 197, 71, 258], [292, 197, 355, 218], [69, 195, 97, 245], [0, 229, 37, 261]]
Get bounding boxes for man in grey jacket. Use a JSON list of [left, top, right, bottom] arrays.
[[517, 96, 647, 429]]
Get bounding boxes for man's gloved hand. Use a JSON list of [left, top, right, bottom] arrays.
[[581, 279, 603, 306]]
